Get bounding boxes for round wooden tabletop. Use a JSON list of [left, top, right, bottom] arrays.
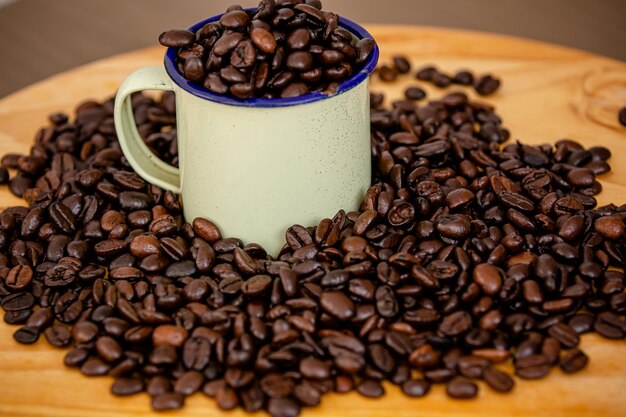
[[0, 25, 625, 417]]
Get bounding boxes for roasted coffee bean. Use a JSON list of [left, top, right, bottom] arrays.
[[6, 265, 33, 290], [96, 336, 123, 362], [25, 307, 52, 329], [2, 292, 35, 311], [378, 65, 397, 82], [281, 82, 309, 98], [215, 385, 238, 410], [183, 57, 205, 82], [72, 321, 99, 345], [432, 72, 452, 88], [242, 274, 273, 296], [401, 379, 430, 397], [357, 379, 384, 398], [594, 312, 626, 339], [220, 10, 250, 30], [159, 30, 194, 47], [416, 65, 437, 81], [152, 393, 184, 411], [153, 324, 188, 347], [569, 314, 595, 334], [13, 326, 39, 344], [355, 38, 376, 65], [453, 70, 474, 85], [474, 74, 501, 96], [268, 398, 300, 417], [64, 347, 89, 367], [287, 28, 311, 50], [192, 218, 222, 243], [231, 40, 257, 69], [49, 202, 76, 233], [112, 377, 145, 396], [286, 51, 313, 72], [392, 55, 411, 74], [320, 291, 355, 320], [446, 377, 478, 399], [174, 371, 204, 395], [4, 309, 31, 325], [559, 348, 588, 373], [439, 311, 472, 336], [300, 356, 331, 379], [251, 28, 277, 54], [44, 324, 72, 347], [405, 86, 426, 101], [548, 323, 579, 348], [213, 32, 245, 56], [484, 368, 514, 392], [594, 216, 625, 240], [515, 354, 551, 379], [472, 264, 502, 295]]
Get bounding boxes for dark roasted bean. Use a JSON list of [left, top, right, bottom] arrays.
[[474, 74, 501, 96], [13, 326, 39, 344], [159, 29, 195, 47], [401, 379, 430, 397], [446, 377, 478, 399], [378, 65, 397, 82], [405, 86, 426, 101], [320, 291, 355, 320], [548, 323, 579, 348], [453, 70, 474, 85], [357, 379, 384, 398], [44, 324, 72, 347], [112, 377, 145, 396], [392, 55, 411, 74], [484, 368, 514, 392], [559, 348, 588, 373], [152, 393, 184, 411]]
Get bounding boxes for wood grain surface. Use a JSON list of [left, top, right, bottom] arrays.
[[0, 25, 625, 417]]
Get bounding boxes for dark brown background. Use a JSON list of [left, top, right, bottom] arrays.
[[0, 0, 625, 98]]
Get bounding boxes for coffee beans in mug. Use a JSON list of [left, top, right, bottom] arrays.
[[158, 0, 376, 99]]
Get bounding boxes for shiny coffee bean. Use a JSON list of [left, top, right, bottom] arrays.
[[159, 30, 195, 48]]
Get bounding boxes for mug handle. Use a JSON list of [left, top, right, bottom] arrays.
[[114, 66, 181, 193]]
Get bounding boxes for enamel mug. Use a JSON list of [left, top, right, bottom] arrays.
[[114, 14, 379, 255]]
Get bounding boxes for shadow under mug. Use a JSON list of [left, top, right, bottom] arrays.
[[114, 13, 379, 256]]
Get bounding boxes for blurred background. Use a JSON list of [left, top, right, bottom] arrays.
[[0, 0, 625, 98]]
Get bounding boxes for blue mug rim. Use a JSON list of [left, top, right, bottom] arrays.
[[163, 10, 379, 108]]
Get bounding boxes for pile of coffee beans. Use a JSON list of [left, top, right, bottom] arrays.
[[158, 0, 376, 99], [1, 71, 625, 416]]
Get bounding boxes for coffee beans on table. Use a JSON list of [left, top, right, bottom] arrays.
[[158, 0, 376, 99], [413, 63, 501, 95], [1, 35, 626, 417], [404, 86, 426, 101]]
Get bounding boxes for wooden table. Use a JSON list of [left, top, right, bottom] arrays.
[[0, 25, 625, 417]]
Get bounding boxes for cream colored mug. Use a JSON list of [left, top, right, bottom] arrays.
[[114, 14, 378, 255]]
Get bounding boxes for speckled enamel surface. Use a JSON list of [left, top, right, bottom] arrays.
[[116, 66, 371, 255]]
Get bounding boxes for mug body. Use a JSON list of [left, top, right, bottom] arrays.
[[173, 78, 371, 255], [114, 13, 379, 256]]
